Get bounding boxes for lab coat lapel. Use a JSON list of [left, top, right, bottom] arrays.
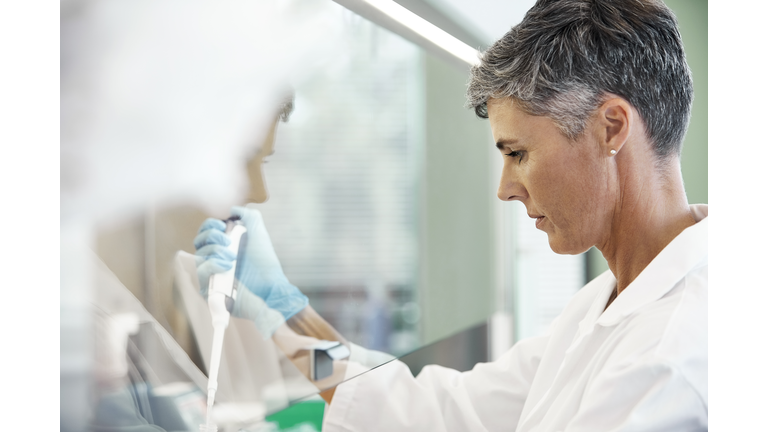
[[597, 216, 708, 327], [518, 274, 617, 430], [518, 208, 707, 430]]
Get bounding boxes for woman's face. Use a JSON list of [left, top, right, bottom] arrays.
[[245, 119, 278, 204], [487, 98, 615, 255]]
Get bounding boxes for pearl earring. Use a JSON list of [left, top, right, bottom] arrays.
[[610, 149, 617, 155]]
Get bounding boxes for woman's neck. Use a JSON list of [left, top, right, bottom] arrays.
[[598, 156, 696, 294]]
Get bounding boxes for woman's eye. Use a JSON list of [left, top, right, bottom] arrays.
[[505, 150, 524, 162]]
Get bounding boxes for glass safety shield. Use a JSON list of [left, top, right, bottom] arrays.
[[61, 1, 588, 431]]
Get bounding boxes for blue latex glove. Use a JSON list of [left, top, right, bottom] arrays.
[[193, 218, 236, 298], [193, 222, 284, 337], [194, 206, 308, 320]]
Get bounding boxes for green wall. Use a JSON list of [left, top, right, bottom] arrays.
[[587, 0, 708, 280], [672, 0, 708, 206], [419, 53, 496, 344]]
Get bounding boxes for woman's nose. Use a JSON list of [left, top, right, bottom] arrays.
[[497, 169, 527, 202]]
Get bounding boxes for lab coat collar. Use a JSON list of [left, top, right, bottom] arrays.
[[596, 204, 708, 327]]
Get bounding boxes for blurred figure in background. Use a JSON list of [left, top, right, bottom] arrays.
[[60, 0, 339, 430]]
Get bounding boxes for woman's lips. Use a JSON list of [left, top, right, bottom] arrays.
[[535, 216, 545, 229]]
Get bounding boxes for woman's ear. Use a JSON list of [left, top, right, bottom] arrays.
[[595, 97, 633, 156]]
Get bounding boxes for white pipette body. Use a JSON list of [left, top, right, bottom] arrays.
[[203, 220, 247, 432]]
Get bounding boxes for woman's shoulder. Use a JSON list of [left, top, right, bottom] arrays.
[[609, 270, 708, 402]]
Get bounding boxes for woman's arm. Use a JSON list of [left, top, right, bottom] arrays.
[[271, 308, 348, 403], [285, 305, 349, 402], [286, 305, 348, 345]]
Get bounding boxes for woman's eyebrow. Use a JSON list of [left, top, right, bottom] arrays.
[[496, 139, 519, 150]]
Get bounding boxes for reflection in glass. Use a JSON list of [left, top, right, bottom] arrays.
[[255, 8, 423, 358], [166, 7, 429, 423]]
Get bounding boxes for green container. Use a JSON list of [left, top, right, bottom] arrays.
[[265, 399, 325, 431]]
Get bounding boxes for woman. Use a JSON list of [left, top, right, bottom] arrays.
[[195, 0, 707, 429]]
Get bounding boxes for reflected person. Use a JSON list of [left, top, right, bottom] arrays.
[[89, 99, 343, 432], [60, 0, 347, 429], [195, 0, 707, 430], [193, 99, 356, 396]]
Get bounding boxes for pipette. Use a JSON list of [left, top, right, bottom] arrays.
[[201, 217, 247, 432]]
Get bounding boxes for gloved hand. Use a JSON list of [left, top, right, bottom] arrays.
[[230, 283, 285, 338], [194, 218, 236, 299], [194, 206, 309, 321]]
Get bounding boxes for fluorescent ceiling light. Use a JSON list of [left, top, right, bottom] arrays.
[[333, 0, 481, 68]]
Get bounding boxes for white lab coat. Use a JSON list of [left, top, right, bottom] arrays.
[[323, 205, 708, 431]]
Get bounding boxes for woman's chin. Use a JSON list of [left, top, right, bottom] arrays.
[[547, 235, 590, 256], [246, 191, 269, 204]]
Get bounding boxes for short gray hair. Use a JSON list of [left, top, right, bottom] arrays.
[[466, 0, 694, 158]]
